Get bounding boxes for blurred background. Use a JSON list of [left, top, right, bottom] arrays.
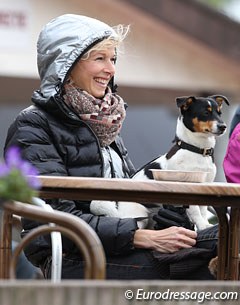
[[0, 0, 240, 181]]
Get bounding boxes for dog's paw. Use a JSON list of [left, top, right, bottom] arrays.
[[196, 222, 213, 232], [208, 256, 218, 278]]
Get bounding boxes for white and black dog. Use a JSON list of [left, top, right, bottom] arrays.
[[90, 95, 229, 230]]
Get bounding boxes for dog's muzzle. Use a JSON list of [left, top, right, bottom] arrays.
[[217, 123, 227, 134]]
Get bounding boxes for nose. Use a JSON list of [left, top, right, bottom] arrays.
[[104, 60, 115, 75], [218, 123, 227, 133]]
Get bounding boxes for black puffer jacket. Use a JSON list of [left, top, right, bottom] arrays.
[[4, 14, 138, 267], [4, 92, 138, 266]]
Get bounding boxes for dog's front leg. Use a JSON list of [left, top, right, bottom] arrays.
[[187, 205, 212, 231], [199, 206, 213, 222], [90, 200, 120, 217], [90, 200, 149, 229]]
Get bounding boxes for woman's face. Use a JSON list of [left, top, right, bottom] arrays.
[[70, 46, 116, 98]]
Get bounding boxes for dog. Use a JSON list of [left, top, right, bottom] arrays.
[[90, 95, 229, 230]]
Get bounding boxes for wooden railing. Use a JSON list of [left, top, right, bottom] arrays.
[[0, 200, 106, 280]]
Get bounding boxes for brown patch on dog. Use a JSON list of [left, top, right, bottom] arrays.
[[207, 106, 212, 113], [215, 97, 224, 108], [208, 256, 218, 278], [192, 118, 213, 132], [181, 98, 193, 111]]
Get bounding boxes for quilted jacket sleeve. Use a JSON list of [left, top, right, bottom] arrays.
[[223, 123, 240, 183]]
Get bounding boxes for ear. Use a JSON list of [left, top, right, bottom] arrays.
[[209, 95, 230, 107], [176, 96, 195, 110]]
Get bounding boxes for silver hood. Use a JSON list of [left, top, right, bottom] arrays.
[[36, 14, 117, 100]]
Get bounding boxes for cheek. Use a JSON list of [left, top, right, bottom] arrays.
[[70, 62, 88, 78], [70, 67, 80, 82], [70, 67, 89, 87], [192, 118, 213, 132]]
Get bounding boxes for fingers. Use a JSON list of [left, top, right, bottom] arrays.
[[178, 226, 197, 240], [133, 227, 198, 254], [150, 226, 197, 253], [171, 226, 197, 248]]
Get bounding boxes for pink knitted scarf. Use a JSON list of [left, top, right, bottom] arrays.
[[63, 82, 126, 147]]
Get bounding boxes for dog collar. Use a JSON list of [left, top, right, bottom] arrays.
[[175, 138, 214, 157]]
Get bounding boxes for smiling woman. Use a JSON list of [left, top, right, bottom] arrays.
[[4, 14, 218, 281]]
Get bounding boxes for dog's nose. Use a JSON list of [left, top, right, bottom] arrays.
[[218, 124, 227, 132]]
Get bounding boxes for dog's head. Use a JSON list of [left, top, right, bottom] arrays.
[[176, 95, 229, 136]]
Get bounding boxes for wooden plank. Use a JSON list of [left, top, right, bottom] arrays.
[[39, 176, 240, 206]]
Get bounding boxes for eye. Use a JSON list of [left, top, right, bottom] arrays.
[[111, 57, 117, 64], [95, 56, 104, 61], [203, 110, 209, 116]]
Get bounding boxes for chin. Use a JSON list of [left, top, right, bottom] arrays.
[[94, 91, 106, 98]]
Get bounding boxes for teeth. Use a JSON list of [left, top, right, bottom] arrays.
[[95, 78, 108, 85]]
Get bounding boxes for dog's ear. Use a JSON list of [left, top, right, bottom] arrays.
[[176, 96, 195, 110], [209, 95, 230, 107]]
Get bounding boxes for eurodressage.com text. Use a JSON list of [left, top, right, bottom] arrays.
[[124, 288, 239, 303]]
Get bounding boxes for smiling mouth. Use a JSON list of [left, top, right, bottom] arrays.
[[94, 78, 109, 86]]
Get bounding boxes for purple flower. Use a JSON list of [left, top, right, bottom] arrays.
[[19, 161, 41, 190], [27, 176, 42, 190], [0, 163, 10, 177], [5, 146, 22, 168], [0, 146, 41, 202], [4, 146, 41, 191], [19, 160, 39, 177]]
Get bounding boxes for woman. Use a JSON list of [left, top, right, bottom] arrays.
[[4, 14, 217, 279]]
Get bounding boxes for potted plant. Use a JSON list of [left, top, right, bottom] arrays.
[[0, 146, 41, 205]]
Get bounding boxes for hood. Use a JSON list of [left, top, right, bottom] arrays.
[[36, 14, 117, 100]]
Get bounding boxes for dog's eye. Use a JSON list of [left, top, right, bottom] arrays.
[[203, 111, 209, 116]]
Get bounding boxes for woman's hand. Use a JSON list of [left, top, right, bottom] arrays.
[[133, 226, 197, 253]]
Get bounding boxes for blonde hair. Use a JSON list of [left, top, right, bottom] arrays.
[[82, 24, 130, 60]]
